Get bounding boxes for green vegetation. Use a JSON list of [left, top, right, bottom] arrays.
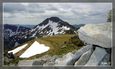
[[35, 34, 84, 56], [4, 34, 84, 65]]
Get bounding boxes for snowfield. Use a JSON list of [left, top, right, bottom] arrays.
[[19, 41, 50, 58], [8, 44, 28, 54]]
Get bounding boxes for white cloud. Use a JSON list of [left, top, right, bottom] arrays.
[[3, 3, 112, 25], [21, 3, 29, 6]]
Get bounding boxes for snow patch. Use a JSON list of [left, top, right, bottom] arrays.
[[31, 31, 37, 38], [48, 20, 58, 35], [62, 26, 70, 30], [19, 41, 50, 58], [8, 44, 28, 54]]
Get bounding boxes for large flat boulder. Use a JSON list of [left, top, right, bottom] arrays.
[[78, 23, 112, 48]]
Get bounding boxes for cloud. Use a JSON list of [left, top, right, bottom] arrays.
[[27, 4, 46, 13], [4, 3, 26, 13], [3, 3, 112, 25]]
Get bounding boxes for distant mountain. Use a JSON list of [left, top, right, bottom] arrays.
[[20, 25, 35, 29], [31, 17, 76, 37], [4, 24, 31, 50], [72, 24, 85, 30], [4, 24, 31, 37]]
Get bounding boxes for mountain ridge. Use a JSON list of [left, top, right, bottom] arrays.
[[31, 17, 76, 36]]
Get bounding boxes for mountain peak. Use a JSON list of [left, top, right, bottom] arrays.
[[39, 17, 62, 26], [48, 17, 62, 22], [32, 17, 76, 36]]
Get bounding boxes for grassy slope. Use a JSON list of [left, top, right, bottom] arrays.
[[32, 34, 84, 58], [4, 34, 84, 65], [15, 34, 84, 59], [15, 34, 82, 58]]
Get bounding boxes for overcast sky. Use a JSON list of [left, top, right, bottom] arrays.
[[3, 3, 112, 25]]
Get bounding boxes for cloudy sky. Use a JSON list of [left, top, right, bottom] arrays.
[[3, 3, 112, 25]]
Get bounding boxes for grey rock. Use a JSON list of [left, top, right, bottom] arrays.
[[78, 23, 112, 48], [43, 55, 59, 66], [85, 47, 107, 66], [74, 49, 93, 66], [18, 60, 34, 66], [33, 60, 46, 65], [55, 45, 92, 66], [99, 53, 111, 66]]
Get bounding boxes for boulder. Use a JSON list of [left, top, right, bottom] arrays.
[[43, 55, 58, 66], [99, 53, 111, 66], [85, 47, 107, 66], [32, 60, 46, 65], [55, 45, 92, 66], [74, 49, 93, 66], [78, 23, 112, 48]]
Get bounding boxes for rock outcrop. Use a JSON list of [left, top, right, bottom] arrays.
[[55, 45, 92, 66], [76, 23, 112, 66], [78, 23, 112, 48]]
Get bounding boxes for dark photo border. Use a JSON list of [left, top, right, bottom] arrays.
[[0, 0, 114, 69]]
